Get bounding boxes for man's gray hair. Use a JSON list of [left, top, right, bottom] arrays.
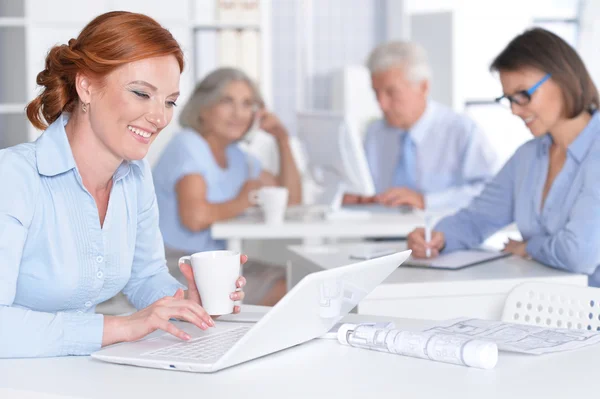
[[179, 67, 263, 131], [366, 41, 432, 83]]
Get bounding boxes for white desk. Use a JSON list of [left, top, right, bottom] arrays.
[[1, 312, 597, 399], [287, 242, 588, 320], [211, 209, 433, 252]]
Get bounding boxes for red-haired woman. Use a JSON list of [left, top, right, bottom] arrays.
[[0, 11, 246, 358]]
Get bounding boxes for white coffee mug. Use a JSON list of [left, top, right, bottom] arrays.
[[249, 187, 289, 224], [178, 250, 241, 315]]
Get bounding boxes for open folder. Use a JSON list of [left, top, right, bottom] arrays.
[[403, 250, 511, 270]]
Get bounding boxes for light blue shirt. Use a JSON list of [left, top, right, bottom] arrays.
[[0, 114, 183, 358], [364, 101, 497, 210], [436, 112, 600, 286], [153, 129, 261, 254]]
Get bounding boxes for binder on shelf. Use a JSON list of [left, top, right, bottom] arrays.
[[217, 0, 239, 24], [240, 30, 260, 81], [239, 0, 260, 25], [218, 30, 240, 67]]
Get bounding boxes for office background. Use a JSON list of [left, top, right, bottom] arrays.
[[1, 0, 599, 170]]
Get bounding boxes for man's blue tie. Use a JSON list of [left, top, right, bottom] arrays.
[[393, 132, 417, 190]]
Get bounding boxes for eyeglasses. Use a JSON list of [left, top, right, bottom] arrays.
[[495, 74, 551, 107]]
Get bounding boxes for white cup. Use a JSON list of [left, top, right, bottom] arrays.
[[249, 187, 289, 224], [178, 250, 241, 315]]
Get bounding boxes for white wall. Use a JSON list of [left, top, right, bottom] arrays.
[[406, 0, 580, 111], [294, 0, 387, 111], [270, 0, 389, 135], [409, 11, 453, 108], [404, 0, 579, 16], [579, 0, 600, 89], [307, 0, 386, 110], [270, 0, 298, 136], [384, 0, 408, 40]]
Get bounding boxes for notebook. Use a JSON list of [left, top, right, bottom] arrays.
[[403, 250, 511, 270]]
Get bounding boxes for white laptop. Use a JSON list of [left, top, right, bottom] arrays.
[[91, 250, 411, 373]]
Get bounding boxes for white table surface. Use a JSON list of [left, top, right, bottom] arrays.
[[1, 311, 597, 399], [286, 242, 587, 320], [211, 208, 436, 252], [287, 242, 588, 298]]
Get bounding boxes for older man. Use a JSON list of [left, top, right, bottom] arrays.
[[348, 41, 497, 211]]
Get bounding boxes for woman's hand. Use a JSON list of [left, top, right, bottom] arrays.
[[342, 194, 376, 205], [503, 239, 529, 258], [407, 227, 445, 258], [179, 254, 248, 314], [257, 110, 288, 141], [236, 179, 264, 209], [102, 289, 214, 346], [375, 188, 425, 209]]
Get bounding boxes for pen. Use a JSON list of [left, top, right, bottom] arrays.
[[424, 213, 432, 258]]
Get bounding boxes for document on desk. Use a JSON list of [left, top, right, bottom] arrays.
[[424, 318, 600, 355], [403, 250, 510, 270], [337, 322, 498, 369]]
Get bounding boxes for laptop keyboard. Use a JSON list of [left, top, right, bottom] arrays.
[[144, 326, 251, 362]]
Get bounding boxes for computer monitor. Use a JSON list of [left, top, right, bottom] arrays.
[[297, 110, 375, 213]]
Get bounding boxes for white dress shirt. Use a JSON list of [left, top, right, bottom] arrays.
[[364, 101, 498, 210]]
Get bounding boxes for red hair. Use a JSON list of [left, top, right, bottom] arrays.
[[26, 11, 185, 130]]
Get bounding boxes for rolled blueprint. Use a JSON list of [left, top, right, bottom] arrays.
[[337, 323, 498, 369]]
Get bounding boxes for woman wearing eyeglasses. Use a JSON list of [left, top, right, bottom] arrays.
[[152, 67, 302, 306], [407, 28, 600, 285]]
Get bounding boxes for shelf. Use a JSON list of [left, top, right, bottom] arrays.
[[0, 20, 262, 30], [0, 17, 25, 26], [192, 23, 260, 31], [0, 104, 26, 113]]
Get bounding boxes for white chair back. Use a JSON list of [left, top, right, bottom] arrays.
[[502, 282, 600, 331]]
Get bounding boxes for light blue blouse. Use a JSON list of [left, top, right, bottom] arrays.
[[364, 101, 497, 210], [0, 114, 183, 358], [436, 112, 600, 286], [153, 129, 261, 254]]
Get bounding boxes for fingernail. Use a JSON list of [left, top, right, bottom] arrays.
[[184, 334, 191, 340], [201, 322, 208, 329], [230, 293, 236, 300], [208, 318, 215, 327]]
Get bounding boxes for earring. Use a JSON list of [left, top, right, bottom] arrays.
[[82, 102, 88, 113]]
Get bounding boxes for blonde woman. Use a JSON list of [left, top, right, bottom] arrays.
[[153, 67, 302, 306]]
